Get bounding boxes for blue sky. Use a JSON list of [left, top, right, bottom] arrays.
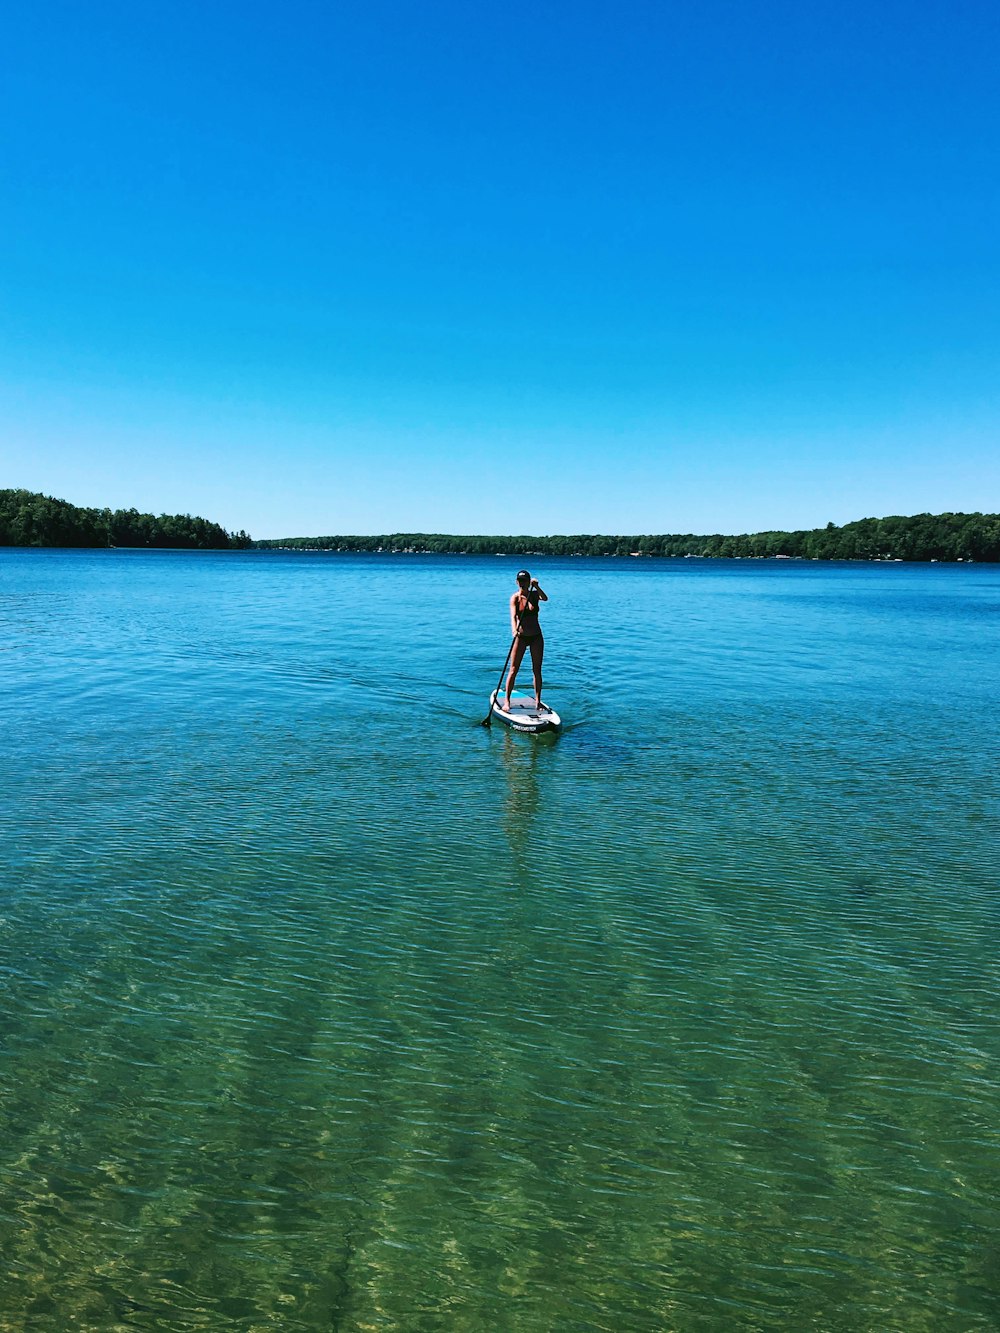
[[3, 0, 997, 538]]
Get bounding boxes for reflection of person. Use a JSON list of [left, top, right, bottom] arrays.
[[500, 727, 540, 866], [503, 570, 549, 712]]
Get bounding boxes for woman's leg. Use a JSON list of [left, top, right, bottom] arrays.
[[528, 636, 544, 706], [503, 638, 527, 709]]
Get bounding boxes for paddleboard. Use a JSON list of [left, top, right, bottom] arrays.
[[490, 689, 561, 734]]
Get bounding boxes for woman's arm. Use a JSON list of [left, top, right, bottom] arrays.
[[531, 581, 548, 602], [510, 592, 520, 635]]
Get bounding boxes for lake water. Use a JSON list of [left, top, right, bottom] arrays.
[[2, 548, 999, 1330]]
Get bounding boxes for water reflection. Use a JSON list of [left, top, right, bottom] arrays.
[[498, 729, 542, 869]]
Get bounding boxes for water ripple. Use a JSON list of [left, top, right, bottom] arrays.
[[1, 550, 999, 1329]]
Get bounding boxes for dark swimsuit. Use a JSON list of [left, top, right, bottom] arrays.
[[515, 592, 542, 642]]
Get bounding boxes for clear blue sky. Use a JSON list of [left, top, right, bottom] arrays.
[[3, 0, 997, 538]]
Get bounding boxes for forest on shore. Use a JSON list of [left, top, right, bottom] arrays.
[[256, 512, 1000, 562], [0, 490, 252, 549], [4, 492, 998, 561]]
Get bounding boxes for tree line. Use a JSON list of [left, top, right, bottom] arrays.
[[255, 512, 1000, 561], [6, 492, 996, 560], [0, 489, 251, 549]]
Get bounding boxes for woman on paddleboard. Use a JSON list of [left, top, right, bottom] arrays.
[[503, 570, 549, 712]]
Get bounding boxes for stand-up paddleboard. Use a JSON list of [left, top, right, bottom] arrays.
[[490, 689, 561, 734]]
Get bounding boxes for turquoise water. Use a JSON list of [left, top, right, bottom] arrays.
[[2, 548, 999, 1330]]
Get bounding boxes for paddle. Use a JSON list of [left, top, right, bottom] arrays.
[[480, 611, 522, 728]]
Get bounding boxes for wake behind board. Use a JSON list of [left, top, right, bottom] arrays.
[[490, 689, 561, 734]]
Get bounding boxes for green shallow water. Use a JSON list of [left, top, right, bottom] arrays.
[[2, 548, 999, 1330]]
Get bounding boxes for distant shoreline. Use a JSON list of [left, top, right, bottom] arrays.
[[249, 548, 969, 564], [4, 490, 998, 562], [252, 513, 999, 563], [1, 548, 982, 565]]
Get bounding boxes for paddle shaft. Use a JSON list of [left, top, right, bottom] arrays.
[[480, 610, 523, 727]]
